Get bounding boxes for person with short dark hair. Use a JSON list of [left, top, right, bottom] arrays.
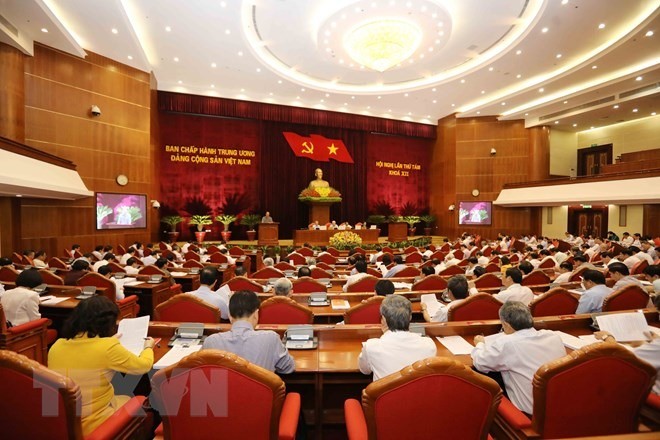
[[70, 244, 81, 258], [297, 266, 312, 278], [93, 253, 116, 272], [384, 255, 406, 278], [202, 290, 294, 373], [518, 260, 534, 275], [119, 247, 137, 265], [32, 250, 48, 268], [92, 245, 104, 261], [64, 259, 91, 285], [186, 266, 228, 319], [493, 268, 533, 305], [608, 262, 644, 290], [374, 279, 395, 296], [124, 257, 140, 275], [473, 265, 487, 278], [471, 301, 566, 414], [421, 265, 435, 277], [343, 260, 370, 292], [553, 261, 574, 284], [48, 296, 155, 435], [644, 265, 660, 294], [465, 257, 479, 276], [358, 295, 436, 381], [576, 269, 612, 314], [422, 275, 470, 322], [234, 266, 247, 277], [0, 269, 44, 325], [0, 256, 13, 267]]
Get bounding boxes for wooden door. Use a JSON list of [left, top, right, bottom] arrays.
[[577, 144, 612, 176], [568, 207, 608, 238]]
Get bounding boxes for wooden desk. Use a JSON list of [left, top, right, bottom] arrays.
[[123, 281, 171, 317], [293, 229, 381, 246], [168, 273, 200, 292]]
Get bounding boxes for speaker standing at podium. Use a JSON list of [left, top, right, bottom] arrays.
[[261, 211, 273, 223]]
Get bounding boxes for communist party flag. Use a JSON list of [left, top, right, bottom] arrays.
[[282, 132, 354, 164]]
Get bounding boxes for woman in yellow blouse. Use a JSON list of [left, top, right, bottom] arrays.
[[48, 296, 155, 435]]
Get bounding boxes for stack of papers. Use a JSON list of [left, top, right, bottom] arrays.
[[169, 272, 187, 277], [596, 312, 650, 342], [557, 331, 593, 350], [117, 316, 150, 355], [420, 294, 441, 318], [331, 299, 350, 310], [437, 336, 474, 355], [39, 296, 70, 305], [154, 345, 202, 369]]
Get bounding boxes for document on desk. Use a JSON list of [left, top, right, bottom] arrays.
[[596, 311, 649, 342], [117, 316, 150, 355], [153, 345, 202, 369], [420, 294, 441, 318], [437, 336, 474, 355], [331, 299, 350, 310], [393, 282, 412, 290], [123, 280, 143, 286], [40, 296, 70, 305], [169, 272, 187, 277], [557, 331, 593, 350]]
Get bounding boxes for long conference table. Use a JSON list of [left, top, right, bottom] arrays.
[[147, 309, 660, 439], [293, 228, 381, 246]]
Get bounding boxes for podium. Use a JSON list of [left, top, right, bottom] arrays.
[[305, 201, 336, 225], [258, 222, 279, 245], [388, 222, 408, 243]]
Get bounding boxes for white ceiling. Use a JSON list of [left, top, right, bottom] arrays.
[[1, 0, 659, 131]]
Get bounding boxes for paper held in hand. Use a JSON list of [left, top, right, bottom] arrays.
[[596, 311, 650, 342], [420, 294, 441, 318], [117, 316, 150, 355]]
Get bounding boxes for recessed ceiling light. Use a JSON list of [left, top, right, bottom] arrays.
[[652, 112, 657, 116], [435, 39, 441, 44], [211, 62, 216, 67], [225, 29, 231, 35], [476, 111, 480, 114], [211, 84, 215, 88], [428, 47, 433, 52], [598, 23, 606, 29], [541, 27, 549, 33], [320, 99, 324, 102], [516, 50, 522, 55], [256, 68, 261, 72], [301, 88, 305, 92], [432, 100, 437, 103], [127, 55, 133, 60], [501, 102, 506, 106], [278, 80, 282, 84], [632, 108, 638, 112], [636, 76, 643, 81], [563, 100, 568, 104], [613, 105, 619, 109], [408, 111, 412, 115], [238, 51, 243, 56], [297, 96, 301, 100], [41, 28, 48, 33], [339, 59, 344, 64], [174, 57, 179, 62], [538, 88, 544, 92], [367, 106, 371, 109], [524, 113, 529, 116], [554, 121, 559, 124], [220, 1, 227, 6], [561, 0, 568, 4], [481, 90, 485, 94], [388, 108, 392, 112], [404, 93, 409, 97], [516, 74, 521, 78], [451, 103, 455, 107], [432, 88, 436, 92], [165, 26, 171, 32], [460, 79, 465, 84], [177, 80, 182, 84], [111, 28, 118, 34], [556, 53, 562, 58], [592, 65, 598, 69], [572, 123, 577, 127], [405, 1, 412, 7], [488, 67, 494, 71], [419, 54, 425, 59], [377, 95, 381, 99], [646, 30, 654, 37], [351, 96, 355, 99], [241, 88, 245, 92], [15, 194, 22, 198]]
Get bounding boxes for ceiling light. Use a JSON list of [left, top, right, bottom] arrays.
[[481, 90, 485, 94], [388, 109, 392, 112], [351, 96, 355, 99], [41, 28, 48, 33], [165, 26, 171, 32], [572, 123, 577, 127], [367, 106, 371, 109], [516, 50, 522, 55], [460, 79, 465, 84], [377, 95, 381, 99], [451, 103, 455, 107], [516, 74, 521, 78], [238, 51, 243, 56], [241, 88, 245, 92], [432, 88, 436, 92], [563, 100, 568, 104], [177, 80, 182, 84], [211, 62, 216, 67], [419, 53, 425, 59], [278, 80, 283, 84], [256, 68, 261, 72], [488, 67, 494, 71], [561, 0, 568, 4], [636, 76, 643, 81], [554, 121, 559, 124], [598, 23, 606, 29], [476, 111, 480, 114], [220, 1, 227, 6], [652, 112, 656, 116], [632, 108, 638, 112], [404, 93, 408, 97], [590, 126, 595, 129], [646, 30, 654, 37], [344, 19, 422, 72], [211, 84, 215, 88], [225, 29, 231, 35], [501, 102, 506, 106], [297, 96, 301, 100], [320, 99, 324, 102], [524, 113, 529, 116], [408, 111, 412, 115], [556, 53, 562, 58], [541, 27, 548, 33], [538, 88, 544, 92], [592, 65, 598, 69], [174, 57, 179, 62], [127, 55, 133, 60], [111, 28, 118, 34], [339, 59, 344, 64], [300, 88, 305, 92], [432, 100, 437, 103], [613, 105, 619, 109]]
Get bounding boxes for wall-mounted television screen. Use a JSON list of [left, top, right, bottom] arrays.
[[458, 201, 492, 225], [96, 193, 147, 230]]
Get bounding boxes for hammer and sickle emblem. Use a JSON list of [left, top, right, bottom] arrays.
[[301, 141, 314, 154]]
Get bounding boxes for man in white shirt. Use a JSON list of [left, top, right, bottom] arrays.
[[635, 247, 655, 266], [493, 268, 534, 305], [575, 270, 613, 314], [358, 295, 437, 381], [343, 260, 370, 292], [93, 253, 116, 272], [608, 262, 644, 290], [0, 269, 43, 326], [422, 275, 470, 323], [621, 232, 634, 247], [641, 241, 657, 261], [187, 266, 229, 320], [124, 257, 140, 275], [471, 301, 566, 414], [369, 246, 383, 264], [32, 250, 48, 269], [476, 251, 489, 266], [632, 233, 643, 249], [553, 261, 574, 284], [620, 249, 640, 270], [551, 248, 568, 265], [91, 245, 104, 262], [119, 247, 137, 265], [141, 249, 159, 266], [422, 245, 434, 259], [219, 248, 236, 265], [98, 265, 125, 300], [644, 265, 660, 295]]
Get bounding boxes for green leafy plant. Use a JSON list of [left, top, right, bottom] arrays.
[[160, 215, 183, 232], [215, 214, 237, 230], [182, 196, 212, 217], [388, 215, 403, 223], [189, 215, 213, 232], [402, 215, 420, 228], [366, 214, 386, 225], [240, 214, 261, 231], [400, 202, 418, 216], [420, 214, 436, 227]]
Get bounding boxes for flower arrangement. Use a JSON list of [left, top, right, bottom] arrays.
[[298, 187, 342, 202], [329, 231, 362, 250]]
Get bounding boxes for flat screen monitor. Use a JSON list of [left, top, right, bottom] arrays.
[[96, 193, 147, 230], [458, 201, 492, 225]]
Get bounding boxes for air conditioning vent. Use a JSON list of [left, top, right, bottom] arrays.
[[619, 82, 660, 99], [0, 14, 18, 36], [540, 96, 615, 121]]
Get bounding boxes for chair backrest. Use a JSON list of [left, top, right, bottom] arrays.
[[259, 296, 313, 324], [117, 244, 127, 255], [532, 343, 656, 438], [284, 253, 306, 265], [393, 266, 420, 277], [206, 245, 221, 254], [0, 350, 82, 440], [360, 356, 502, 440], [366, 267, 383, 278], [590, 252, 602, 263], [151, 350, 287, 440], [295, 247, 313, 257], [508, 254, 520, 263], [0, 266, 19, 282], [404, 253, 422, 263], [274, 262, 296, 271], [344, 296, 384, 324], [376, 252, 393, 262], [315, 262, 334, 271], [529, 288, 579, 317], [75, 272, 116, 302], [353, 247, 367, 255], [106, 261, 126, 273], [143, 248, 152, 257], [447, 294, 502, 321], [184, 251, 201, 261], [521, 270, 551, 286], [153, 294, 220, 323], [11, 252, 24, 265], [223, 276, 263, 292], [317, 253, 337, 264], [251, 267, 285, 280], [38, 269, 64, 285], [228, 246, 245, 256], [138, 265, 167, 276], [452, 250, 464, 260], [48, 257, 68, 270], [602, 285, 650, 312], [538, 258, 556, 269], [209, 252, 229, 264], [382, 247, 394, 254], [483, 263, 500, 273], [631, 259, 649, 275], [346, 275, 380, 293], [456, 259, 469, 268], [403, 246, 418, 254], [326, 247, 341, 256], [310, 267, 333, 279], [158, 241, 168, 250], [411, 275, 447, 291], [437, 265, 464, 276], [292, 277, 328, 293], [182, 259, 204, 269], [569, 265, 589, 282], [429, 251, 446, 261], [473, 273, 503, 289], [0, 306, 50, 363]]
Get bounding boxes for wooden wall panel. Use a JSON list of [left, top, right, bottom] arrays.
[[0, 43, 26, 142], [643, 204, 660, 237], [16, 44, 155, 257]]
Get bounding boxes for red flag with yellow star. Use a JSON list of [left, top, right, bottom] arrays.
[[310, 135, 354, 164], [283, 132, 328, 161]]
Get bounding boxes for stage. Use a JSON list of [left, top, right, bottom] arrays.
[[292, 228, 381, 246]]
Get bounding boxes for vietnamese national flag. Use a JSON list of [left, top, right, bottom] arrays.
[[282, 132, 329, 161], [310, 135, 354, 164]]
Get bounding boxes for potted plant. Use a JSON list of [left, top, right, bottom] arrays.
[[216, 214, 237, 242], [189, 215, 213, 242], [160, 215, 183, 242], [420, 214, 436, 236], [240, 214, 261, 241], [402, 215, 420, 236]]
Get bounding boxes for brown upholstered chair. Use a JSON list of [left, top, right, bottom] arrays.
[[537, 258, 556, 269], [346, 275, 380, 293], [0, 350, 152, 439], [447, 294, 502, 321], [344, 296, 384, 324], [296, 247, 314, 257], [206, 245, 221, 254], [48, 257, 69, 270], [259, 296, 313, 325], [345, 357, 502, 440], [153, 294, 220, 323], [521, 270, 551, 287], [403, 252, 423, 263], [411, 275, 447, 291], [292, 277, 328, 293], [182, 259, 204, 269], [437, 265, 464, 277], [150, 350, 300, 440], [223, 276, 264, 292], [183, 251, 201, 261], [138, 265, 168, 277], [365, 267, 383, 278], [529, 287, 580, 317], [317, 253, 337, 265], [209, 252, 229, 264], [325, 247, 341, 256], [38, 269, 65, 285], [274, 262, 296, 271], [117, 244, 127, 255], [391, 266, 421, 277], [106, 261, 126, 273], [251, 267, 286, 280], [0, 265, 19, 282], [76, 272, 116, 302], [310, 267, 333, 279], [602, 285, 650, 312], [493, 343, 656, 439], [0, 305, 51, 364], [473, 273, 503, 290], [284, 253, 306, 265], [631, 259, 649, 275], [569, 266, 590, 282], [228, 246, 245, 256], [483, 263, 500, 273]]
